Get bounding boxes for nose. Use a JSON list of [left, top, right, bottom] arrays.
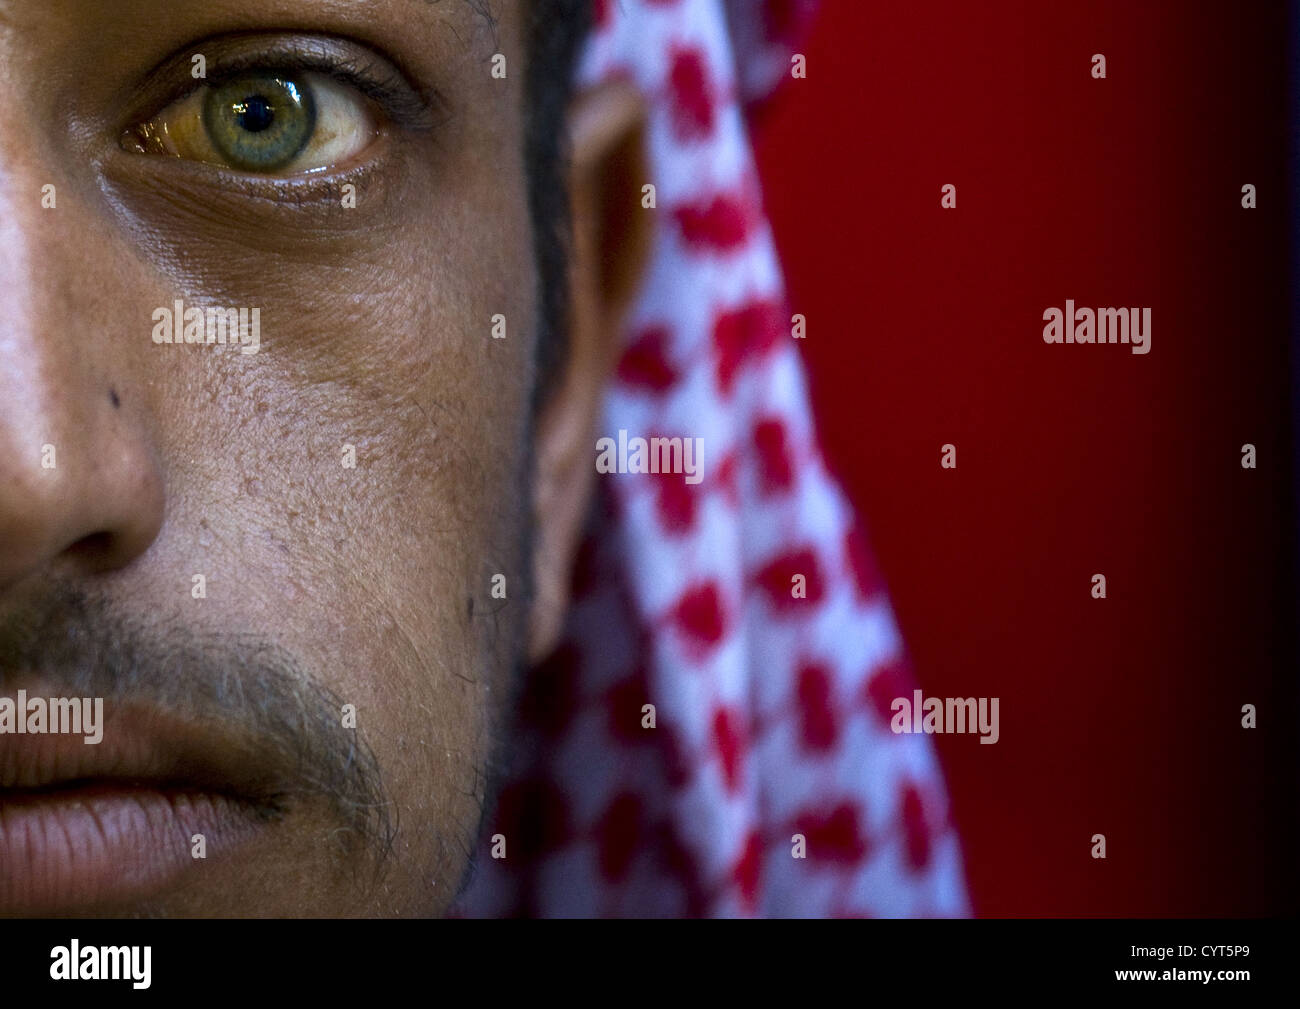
[[0, 171, 165, 591]]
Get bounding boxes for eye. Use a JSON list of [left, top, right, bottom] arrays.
[[127, 71, 379, 175]]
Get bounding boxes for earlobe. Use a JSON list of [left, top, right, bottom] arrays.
[[526, 80, 652, 664]]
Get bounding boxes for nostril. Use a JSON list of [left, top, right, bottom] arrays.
[[66, 531, 115, 561]]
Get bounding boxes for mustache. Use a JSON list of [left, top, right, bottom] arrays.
[[0, 586, 394, 870]]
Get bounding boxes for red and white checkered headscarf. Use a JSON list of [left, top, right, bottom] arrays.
[[458, 0, 970, 917]]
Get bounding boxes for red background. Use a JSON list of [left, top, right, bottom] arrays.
[[754, 0, 1297, 916]]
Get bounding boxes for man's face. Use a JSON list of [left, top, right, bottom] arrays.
[[0, 0, 541, 915]]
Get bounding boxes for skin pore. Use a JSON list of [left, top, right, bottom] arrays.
[[0, 0, 649, 916]]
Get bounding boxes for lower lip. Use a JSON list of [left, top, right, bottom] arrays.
[[0, 786, 269, 914]]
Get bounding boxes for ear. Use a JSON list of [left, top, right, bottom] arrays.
[[527, 79, 652, 664]]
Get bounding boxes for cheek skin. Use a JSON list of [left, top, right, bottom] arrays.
[[165, 192, 537, 913], [3, 11, 539, 914]]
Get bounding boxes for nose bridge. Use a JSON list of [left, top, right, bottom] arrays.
[[0, 152, 74, 490], [0, 77, 86, 414], [0, 157, 43, 404], [0, 123, 166, 589]]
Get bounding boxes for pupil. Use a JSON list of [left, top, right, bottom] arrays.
[[236, 95, 274, 133]]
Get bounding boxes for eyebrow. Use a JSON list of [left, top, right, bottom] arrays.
[[422, 0, 502, 50], [458, 0, 499, 31], [416, 0, 498, 27]]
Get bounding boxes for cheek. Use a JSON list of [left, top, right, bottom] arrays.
[[67, 15, 540, 904], [123, 163, 539, 908]]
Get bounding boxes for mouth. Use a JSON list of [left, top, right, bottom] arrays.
[[0, 697, 286, 915]]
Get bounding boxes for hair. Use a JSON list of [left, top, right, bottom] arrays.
[[439, 3, 596, 908], [523, 0, 593, 407]]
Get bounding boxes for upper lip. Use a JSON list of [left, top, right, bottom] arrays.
[[0, 688, 281, 806]]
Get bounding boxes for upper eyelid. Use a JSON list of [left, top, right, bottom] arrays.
[[128, 34, 445, 133]]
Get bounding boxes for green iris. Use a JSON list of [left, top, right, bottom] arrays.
[[202, 74, 316, 172]]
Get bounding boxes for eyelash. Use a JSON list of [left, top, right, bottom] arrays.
[[198, 51, 438, 132]]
